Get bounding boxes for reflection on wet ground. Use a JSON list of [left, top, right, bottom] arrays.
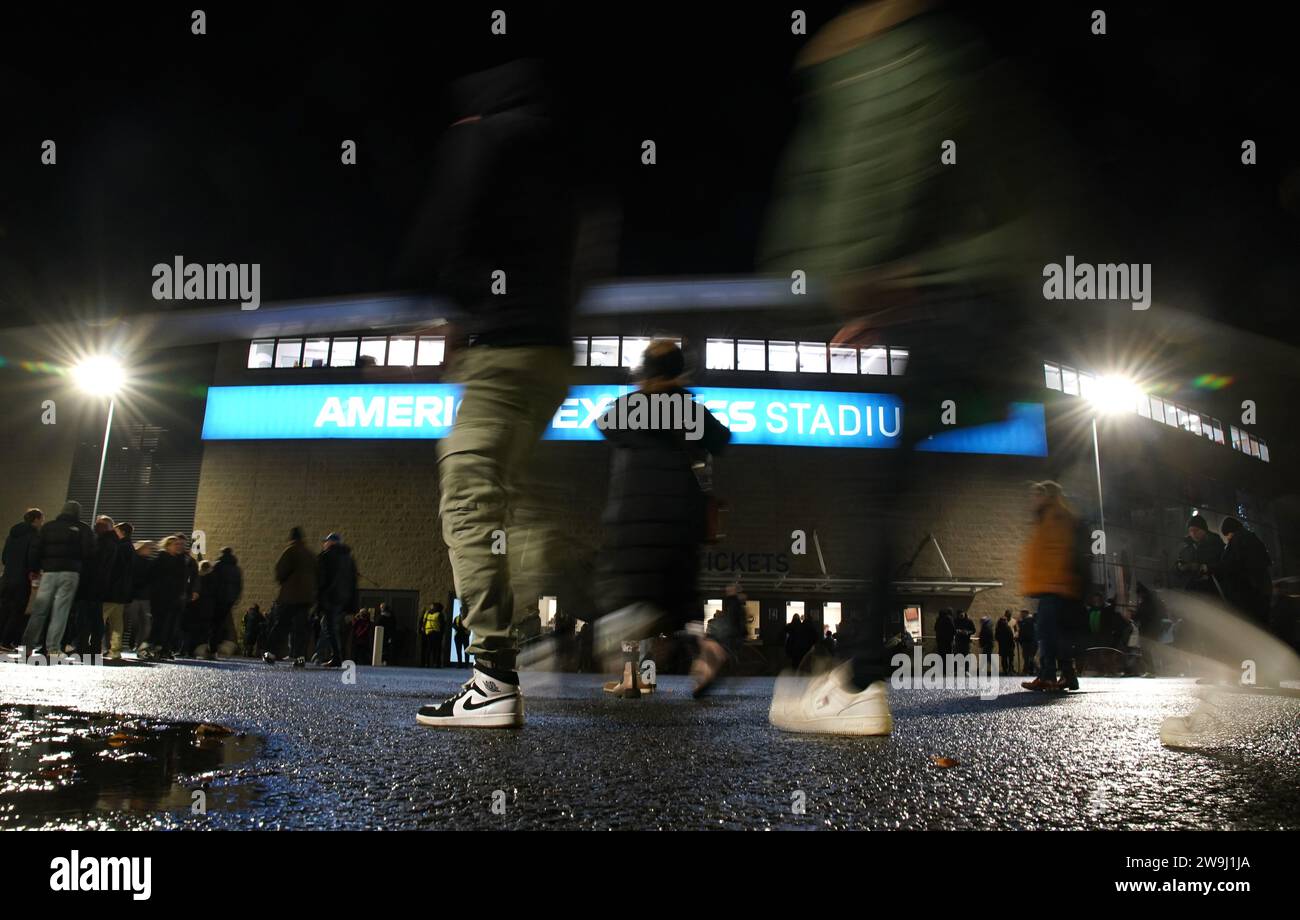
[[0, 705, 265, 829]]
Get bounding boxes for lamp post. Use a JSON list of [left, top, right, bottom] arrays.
[[1086, 375, 1141, 598], [72, 356, 126, 521]]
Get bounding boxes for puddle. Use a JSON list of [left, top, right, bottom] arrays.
[[0, 704, 266, 827]]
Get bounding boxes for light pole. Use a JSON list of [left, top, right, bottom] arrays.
[[72, 356, 126, 521], [1086, 375, 1141, 598]]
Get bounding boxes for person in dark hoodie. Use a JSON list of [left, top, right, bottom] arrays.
[[145, 535, 191, 660], [0, 508, 43, 649], [73, 515, 121, 656], [406, 59, 579, 729], [102, 521, 136, 660], [315, 532, 359, 668], [591, 340, 733, 697], [209, 546, 243, 659], [264, 526, 317, 667], [183, 559, 217, 657], [1209, 518, 1273, 628], [124, 539, 156, 654], [995, 610, 1016, 675], [23, 501, 94, 657]]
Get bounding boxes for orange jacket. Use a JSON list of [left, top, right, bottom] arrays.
[[1020, 500, 1081, 599]]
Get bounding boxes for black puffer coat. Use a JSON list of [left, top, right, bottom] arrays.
[[594, 387, 730, 626]]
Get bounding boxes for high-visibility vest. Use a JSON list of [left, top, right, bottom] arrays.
[[422, 610, 441, 633]]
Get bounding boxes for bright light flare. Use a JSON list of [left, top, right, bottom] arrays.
[[1089, 374, 1143, 416], [72, 355, 126, 397]]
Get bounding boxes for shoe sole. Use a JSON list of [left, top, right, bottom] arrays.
[[769, 712, 893, 736], [416, 711, 524, 729]]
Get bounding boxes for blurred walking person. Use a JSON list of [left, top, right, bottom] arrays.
[[1018, 610, 1036, 675], [143, 535, 190, 661], [209, 546, 243, 660], [22, 501, 93, 658], [589, 341, 732, 699], [101, 521, 136, 660], [264, 527, 316, 668], [316, 532, 359, 668], [124, 539, 156, 655], [403, 59, 579, 728], [0, 508, 43, 650], [1020, 482, 1084, 692]]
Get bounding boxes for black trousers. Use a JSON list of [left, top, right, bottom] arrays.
[[263, 602, 311, 660], [0, 578, 31, 646], [421, 631, 442, 667]]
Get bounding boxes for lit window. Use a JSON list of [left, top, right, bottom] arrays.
[[1061, 367, 1079, 396], [861, 346, 888, 375], [620, 337, 650, 369], [830, 346, 857, 374], [1188, 413, 1202, 437], [1163, 402, 1179, 427], [359, 337, 388, 366], [330, 337, 358, 367], [798, 342, 828, 373], [302, 339, 330, 368], [889, 347, 909, 376], [1078, 373, 1095, 401], [706, 339, 735, 370], [1230, 426, 1242, 450], [1212, 421, 1225, 445], [572, 338, 589, 367], [703, 599, 723, 627], [388, 336, 416, 367], [737, 340, 765, 371], [1137, 396, 1151, 419], [1248, 435, 1261, 458], [1044, 363, 1062, 390], [785, 600, 806, 624], [768, 341, 797, 372], [590, 337, 618, 367], [1175, 406, 1190, 431], [822, 601, 842, 633], [1259, 441, 1270, 462], [274, 339, 303, 368], [248, 340, 275, 369], [1148, 395, 1163, 419], [417, 337, 445, 366]]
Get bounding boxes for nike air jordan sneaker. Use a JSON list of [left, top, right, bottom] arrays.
[[417, 668, 525, 728]]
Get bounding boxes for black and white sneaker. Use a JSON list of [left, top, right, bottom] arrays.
[[417, 668, 524, 728]]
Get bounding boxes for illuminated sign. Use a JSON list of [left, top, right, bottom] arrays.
[[200, 383, 1046, 455]]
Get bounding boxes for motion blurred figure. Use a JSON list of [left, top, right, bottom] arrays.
[[762, 0, 1071, 734], [1020, 482, 1084, 692], [404, 59, 578, 728]]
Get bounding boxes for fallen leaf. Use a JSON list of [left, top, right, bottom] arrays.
[[931, 756, 960, 768]]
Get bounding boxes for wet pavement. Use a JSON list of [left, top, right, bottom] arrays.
[[1, 657, 1297, 830]]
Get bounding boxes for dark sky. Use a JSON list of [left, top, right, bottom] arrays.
[[3, 2, 1299, 346]]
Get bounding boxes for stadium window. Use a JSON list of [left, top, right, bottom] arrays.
[[359, 337, 388, 366], [417, 336, 446, 366], [830, 345, 858, 374], [1163, 402, 1179, 427], [1175, 406, 1190, 431], [861, 346, 888, 375], [768, 341, 797, 372], [330, 337, 359, 367], [737, 339, 766, 371], [1188, 413, 1202, 438], [572, 337, 590, 367], [1077, 372, 1095, 401], [798, 342, 828, 373], [388, 336, 416, 367], [303, 338, 330, 368], [706, 338, 736, 370], [274, 338, 303, 368], [590, 337, 618, 367], [621, 337, 650, 369], [1044, 363, 1062, 390], [889, 347, 909, 376], [248, 339, 275, 369], [1212, 420, 1225, 445], [1259, 440, 1270, 463], [1230, 426, 1242, 451], [1061, 367, 1079, 396], [1136, 395, 1151, 419]]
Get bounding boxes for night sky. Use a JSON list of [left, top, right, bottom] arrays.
[[3, 2, 1299, 346]]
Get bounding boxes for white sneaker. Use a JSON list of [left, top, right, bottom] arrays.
[[769, 661, 893, 736], [417, 669, 525, 728]]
